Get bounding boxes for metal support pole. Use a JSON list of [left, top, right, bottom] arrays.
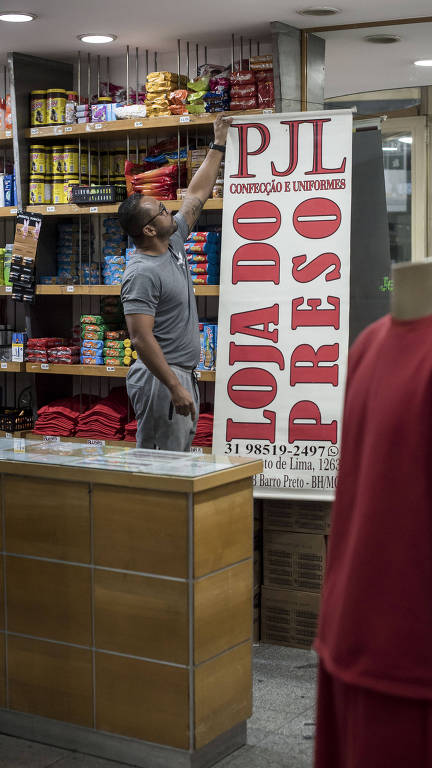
[[240, 36, 243, 68], [177, 126, 181, 190], [87, 53, 91, 104], [154, 51, 157, 71], [186, 42, 190, 81], [135, 47, 139, 104], [249, 39, 252, 68], [301, 31, 308, 111], [97, 55, 100, 99], [126, 45, 130, 105], [107, 56, 110, 96], [145, 49, 149, 79], [177, 39, 181, 80], [77, 51, 81, 101], [231, 34, 235, 72], [196, 43, 199, 77], [257, 41, 260, 55], [204, 46, 207, 64]]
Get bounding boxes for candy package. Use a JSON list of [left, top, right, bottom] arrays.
[[231, 84, 257, 99], [230, 97, 259, 111], [105, 330, 128, 340], [82, 339, 104, 351], [81, 315, 104, 326], [82, 330, 105, 340], [230, 70, 256, 85]]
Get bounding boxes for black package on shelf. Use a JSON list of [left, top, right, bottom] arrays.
[[70, 185, 127, 204], [11, 211, 43, 303], [0, 407, 34, 432]]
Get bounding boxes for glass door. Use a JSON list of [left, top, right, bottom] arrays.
[[381, 116, 427, 263]]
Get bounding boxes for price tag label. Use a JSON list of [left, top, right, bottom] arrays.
[[13, 438, 25, 453], [65, 126, 73, 132], [66, 285, 75, 293], [5, 286, 12, 293], [93, 123, 103, 130], [195, 371, 201, 379], [5, 130, 12, 138], [10, 209, 17, 215], [30, 128, 38, 136], [47, 206, 56, 212], [180, 115, 190, 123], [54, 127, 63, 135], [106, 366, 115, 372], [43, 435, 60, 443], [191, 446, 203, 454], [87, 439, 105, 446], [5, 432, 12, 438], [134, 120, 143, 127], [1, 363, 7, 370], [41, 363, 49, 370], [263, 109, 273, 115], [89, 206, 98, 213]]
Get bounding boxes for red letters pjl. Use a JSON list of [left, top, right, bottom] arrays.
[[230, 118, 347, 179]]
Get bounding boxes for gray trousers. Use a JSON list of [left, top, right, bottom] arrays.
[[127, 365, 200, 452]]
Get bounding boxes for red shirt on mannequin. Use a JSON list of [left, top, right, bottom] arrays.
[[315, 312, 432, 700]]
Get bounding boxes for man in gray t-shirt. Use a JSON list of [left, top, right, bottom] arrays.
[[119, 114, 232, 451]]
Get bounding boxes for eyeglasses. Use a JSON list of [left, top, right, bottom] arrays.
[[143, 202, 169, 228]]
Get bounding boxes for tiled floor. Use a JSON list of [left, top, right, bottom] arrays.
[[0, 645, 318, 768]]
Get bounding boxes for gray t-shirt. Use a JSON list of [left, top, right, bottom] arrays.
[[121, 213, 200, 383]]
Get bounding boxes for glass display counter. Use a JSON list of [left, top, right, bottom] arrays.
[[0, 438, 262, 768]]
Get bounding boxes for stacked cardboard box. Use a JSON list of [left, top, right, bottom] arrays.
[[186, 147, 209, 185], [261, 499, 331, 649]]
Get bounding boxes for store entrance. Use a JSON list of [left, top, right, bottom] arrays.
[[381, 115, 427, 263]]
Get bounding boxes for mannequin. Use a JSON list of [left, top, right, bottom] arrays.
[[391, 259, 432, 320], [313, 257, 432, 768]]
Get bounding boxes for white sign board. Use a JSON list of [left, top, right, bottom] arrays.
[[213, 110, 352, 499]]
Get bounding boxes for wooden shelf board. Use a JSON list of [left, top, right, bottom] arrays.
[[0, 362, 25, 372], [25, 362, 215, 380], [0, 207, 18, 218], [26, 198, 223, 216], [193, 285, 220, 296], [0, 130, 13, 143], [196, 370, 215, 382], [33, 284, 219, 296], [25, 110, 273, 141], [22, 432, 212, 453], [35, 285, 121, 296], [25, 363, 128, 378], [0, 430, 28, 438]]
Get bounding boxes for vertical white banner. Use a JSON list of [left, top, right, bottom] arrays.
[[213, 110, 352, 499]]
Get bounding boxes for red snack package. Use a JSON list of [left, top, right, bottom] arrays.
[[230, 97, 258, 111], [169, 105, 189, 115], [230, 84, 257, 99], [255, 70, 274, 82], [230, 70, 256, 85], [258, 80, 275, 107], [169, 89, 188, 105]]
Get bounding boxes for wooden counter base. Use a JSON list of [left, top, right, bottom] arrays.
[[0, 458, 260, 764]]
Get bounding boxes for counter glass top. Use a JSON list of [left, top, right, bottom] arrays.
[[0, 438, 255, 478]]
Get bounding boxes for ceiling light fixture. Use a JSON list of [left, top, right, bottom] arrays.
[[414, 59, 432, 67], [0, 11, 37, 22], [382, 146, 398, 152], [78, 33, 117, 44], [364, 34, 401, 44], [296, 6, 341, 15], [399, 136, 412, 144]]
